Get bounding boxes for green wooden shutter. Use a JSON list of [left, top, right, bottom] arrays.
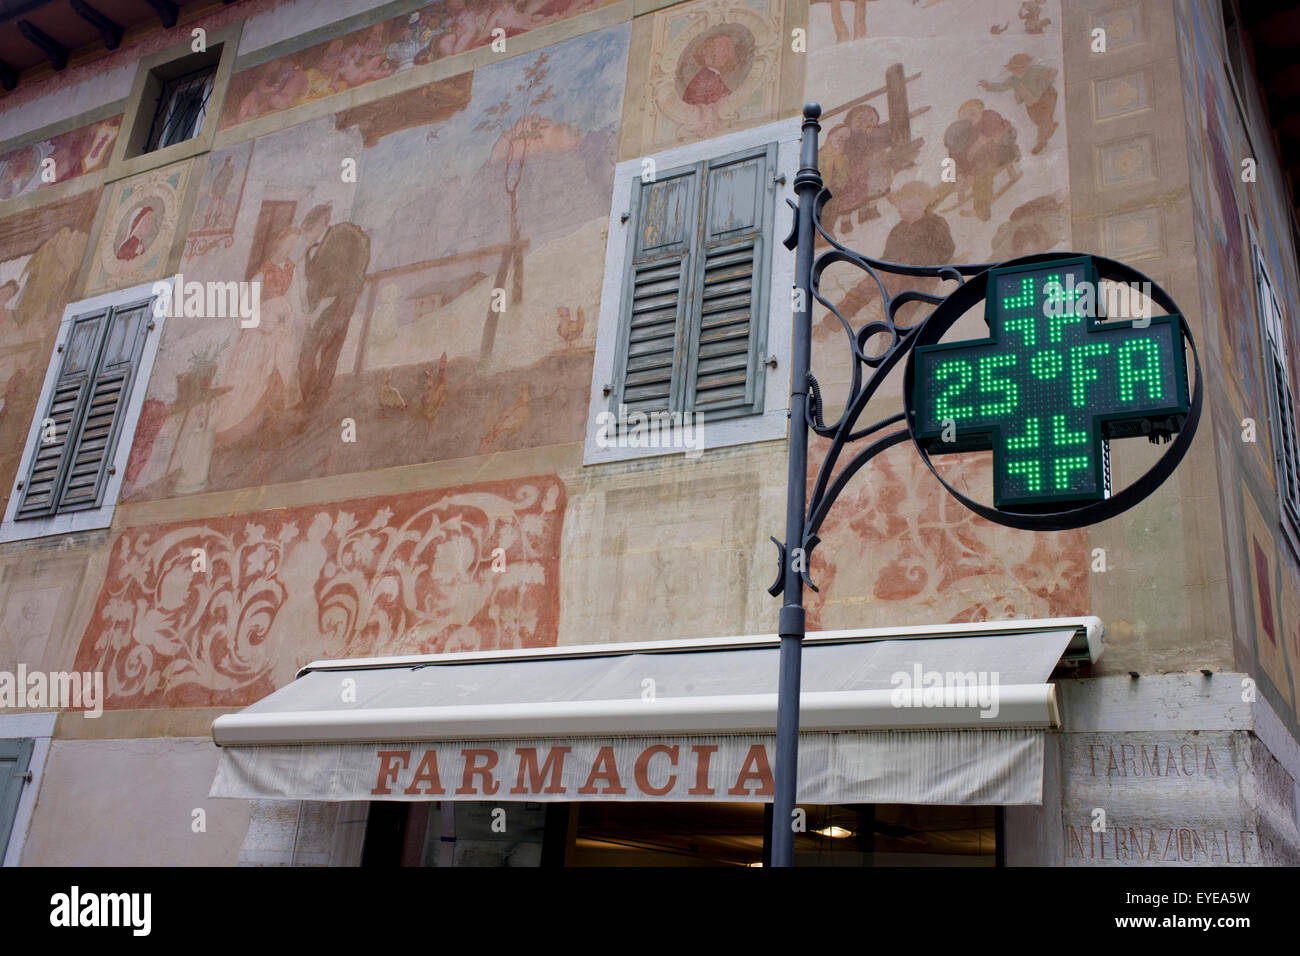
[[16, 297, 151, 519], [0, 738, 34, 862], [611, 164, 702, 417], [57, 299, 151, 512], [685, 143, 776, 417], [16, 309, 109, 518]]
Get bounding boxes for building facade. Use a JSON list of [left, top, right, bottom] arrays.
[[0, 0, 1297, 866]]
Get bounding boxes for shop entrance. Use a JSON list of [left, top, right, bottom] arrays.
[[361, 801, 1001, 867]]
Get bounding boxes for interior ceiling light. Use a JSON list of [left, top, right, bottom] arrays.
[[812, 825, 854, 839]]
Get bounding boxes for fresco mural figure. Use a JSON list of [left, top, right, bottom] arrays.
[[979, 53, 1059, 155], [0, 144, 42, 201], [682, 33, 738, 129], [990, 193, 1066, 261], [115, 206, 156, 261], [213, 222, 303, 446], [0, 279, 18, 333], [439, 0, 487, 58], [1202, 74, 1243, 281], [819, 106, 893, 227], [827, 179, 954, 331], [297, 204, 372, 404], [341, 26, 393, 86], [846, 104, 893, 222], [821, 124, 852, 233], [234, 61, 311, 125], [1018, 0, 1050, 34], [819, 65, 926, 236], [204, 156, 237, 229], [811, 0, 871, 42], [927, 98, 1020, 222]]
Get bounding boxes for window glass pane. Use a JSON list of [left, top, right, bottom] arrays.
[[101, 305, 147, 367], [148, 66, 216, 152], [571, 801, 765, 867], [368, 800, 1000, 866], [62, 318, 101, 375], [793, 804, 998, 866], [411, 801, 548, 867]]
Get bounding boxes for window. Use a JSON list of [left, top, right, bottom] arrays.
[[128, 47, 222, 159], [1251, 226, 1300, 553], [585, 119, 798, 465], [0, 279, 169, 542], [0, 738, 34, 863], [105, 24, 240, 182], [612, 143, 776, 421], [144, 63, 218, 153], [360, 800, 1000, 866]]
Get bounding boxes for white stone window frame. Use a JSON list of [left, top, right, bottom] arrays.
[[584, 117, 801, 466], [0, 277, 172, 544]]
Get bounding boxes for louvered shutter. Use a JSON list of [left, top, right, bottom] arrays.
[[57, 299, 151, 512], [15, 310, 108, 518], [0, 738, 34, 862], [684, 143, 776, 417], [611, 165, 701, 417], [16, 298, 151, 519]]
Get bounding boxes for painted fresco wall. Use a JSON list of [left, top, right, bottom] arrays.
[[76, 475, 565, 708], [0, 116, 119, 203], [0, 0, 1294, 865], [0, 0, 1230, 713], [222, 0, 618, 131], [1176, 0, 1300, 738], [0, 191, 101, 522], [123, 24, 628, 500], [795, 0, 1087, 630]]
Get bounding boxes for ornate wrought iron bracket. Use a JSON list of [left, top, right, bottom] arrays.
[[767, 181, 993, 597]]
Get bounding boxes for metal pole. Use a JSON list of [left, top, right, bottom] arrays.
[[770, 102, 822, 867]]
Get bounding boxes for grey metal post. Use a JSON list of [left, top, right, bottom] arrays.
[[770, 103, 822, 868]]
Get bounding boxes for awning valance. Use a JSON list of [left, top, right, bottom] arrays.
[[209, 617, 1101, 806]]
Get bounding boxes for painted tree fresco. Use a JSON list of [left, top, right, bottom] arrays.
[[124, 25, 629, 502], [74, 474, 566, 709], [221, 0, 617, 130]]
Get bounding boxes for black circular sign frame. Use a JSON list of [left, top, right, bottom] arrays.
[[901, 252, 1203, 531]]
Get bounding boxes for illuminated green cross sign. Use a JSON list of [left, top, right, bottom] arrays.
[[912, 257, 1191, 509]]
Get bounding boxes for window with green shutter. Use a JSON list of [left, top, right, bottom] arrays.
[[15, 296, 153, 521], [610, 142, 777, 423], [0, 737, 34, 862]]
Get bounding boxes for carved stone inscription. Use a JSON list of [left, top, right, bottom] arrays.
[[1060, 733, 1258, 866]]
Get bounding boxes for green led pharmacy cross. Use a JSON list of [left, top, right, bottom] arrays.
[[911, 256, 1191, 509]]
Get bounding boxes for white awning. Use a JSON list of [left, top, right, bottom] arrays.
[[210, 617, 1101, 806]]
